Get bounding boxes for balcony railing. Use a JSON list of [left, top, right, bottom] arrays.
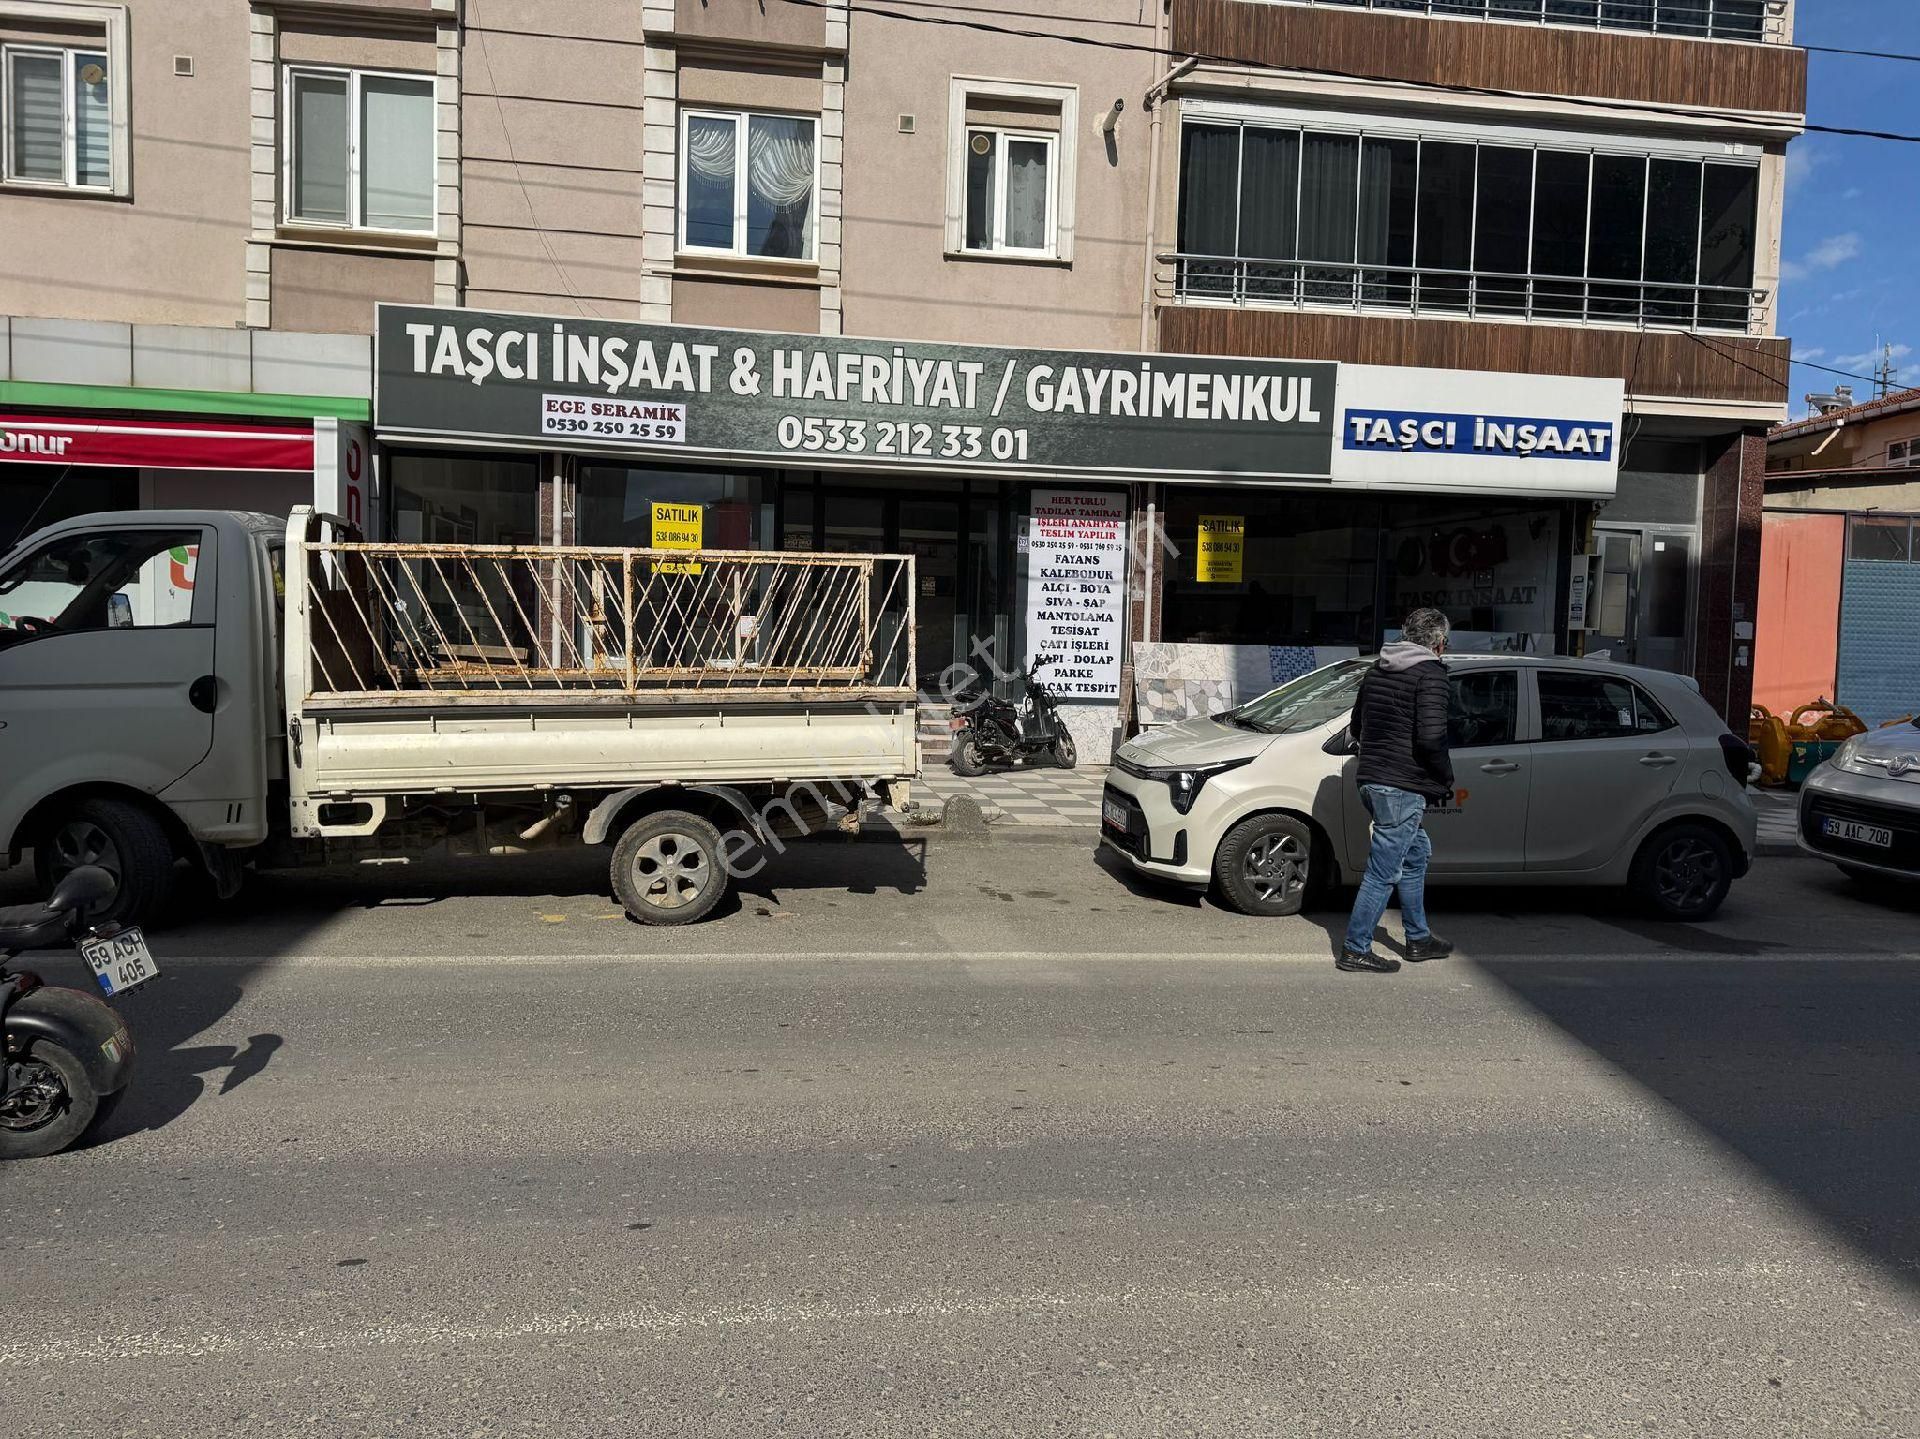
[[1266, 0, 1785, 44], [1160, 253, 1768, 333]]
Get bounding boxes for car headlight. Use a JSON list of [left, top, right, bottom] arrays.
[[1141, 757, 1255, 815], [1832, 734, 1864, 773]]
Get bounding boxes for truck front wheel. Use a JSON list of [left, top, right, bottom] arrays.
[[610, 810, 730, 926], [33, 797, 176, 931]]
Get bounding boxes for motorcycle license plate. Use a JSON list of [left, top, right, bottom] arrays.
[[79, 928, 160, 997], [1103, 797, 1130, 830], [1823, 817, 1893, 848]]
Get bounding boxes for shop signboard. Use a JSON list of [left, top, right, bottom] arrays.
[[1331, 365, 1623, 499], [1197, 515, 1245, 584], [376, 306, 1337, 482], [1024, 489, 1126, 701]]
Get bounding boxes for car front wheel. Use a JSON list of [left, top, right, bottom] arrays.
[[1630, 822, 1734, 921], [1213, 813, 1315, 917]]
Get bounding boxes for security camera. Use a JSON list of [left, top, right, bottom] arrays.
[[1099, 99, 1124, 135]]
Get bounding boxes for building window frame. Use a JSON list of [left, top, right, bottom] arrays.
[[0, 3, 128, 198], [1246, 0, 1777, 45], [945, 76, 1078, 264], [962, 126, 1059, 258], [1172, 98, 1765, 334], [676, 106, 822, 264], [281, 62, 439, 236]]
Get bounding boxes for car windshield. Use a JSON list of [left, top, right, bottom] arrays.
[[1226, 659, 1368, 735]]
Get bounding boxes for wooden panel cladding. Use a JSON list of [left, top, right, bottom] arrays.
[[1159, 306, 1790, 406], [1174, 0, 1806, 116]]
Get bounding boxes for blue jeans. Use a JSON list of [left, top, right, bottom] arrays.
[[1342, 783, 1433, 955]]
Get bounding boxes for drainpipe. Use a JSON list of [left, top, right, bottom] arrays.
[[1138, 36, 1195, 352]]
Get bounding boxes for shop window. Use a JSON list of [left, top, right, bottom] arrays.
[[1848, 515, 1914, 563], [946, 78, 1077, 263], [679, 108, 817, 261], [963, 127, 1056, 256], [577, 466, 765, 550], [1388, 503, 1561, 652], [285, 66, 436, 232], [0, 464, 135, 551], [3, 42, 112, 190], [1173, 111, 1759, 330], [1537, 671, 1675, 743]]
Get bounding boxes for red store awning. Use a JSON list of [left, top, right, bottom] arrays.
[[0, 414, 315, 471]]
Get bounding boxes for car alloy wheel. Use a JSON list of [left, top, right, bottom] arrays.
[[1243, 831, 1307, 906], [1653, 834, 1724, 914]]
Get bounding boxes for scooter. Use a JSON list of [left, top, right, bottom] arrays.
[[949, 653, 1078, 775], [1, 866, 156, 1160]]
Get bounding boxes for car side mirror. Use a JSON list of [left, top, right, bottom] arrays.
[[1322, 726, 1357, 757]]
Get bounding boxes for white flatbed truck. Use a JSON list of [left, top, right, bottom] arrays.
[[0, 507, 919, 926]]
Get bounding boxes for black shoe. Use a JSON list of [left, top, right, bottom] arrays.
[[1337, 947, 1401, 974], [1405, 935, 1454, 963]]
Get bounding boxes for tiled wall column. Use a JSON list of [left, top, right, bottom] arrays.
[[820, 2, 848, 335], [640, 3, 678, 322], [434, 5, 462, 306], [1694, 428, 1769, 724], [245, 9, 277, 329]]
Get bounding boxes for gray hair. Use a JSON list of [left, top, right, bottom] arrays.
[[1401, 607, 1452, 651]]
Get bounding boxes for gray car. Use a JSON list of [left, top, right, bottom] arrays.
[[1797, 721, 1920, 884], [1101, 655, 1759, 921]]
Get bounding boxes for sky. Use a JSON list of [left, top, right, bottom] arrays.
[[1780, 0, 1920, 414]]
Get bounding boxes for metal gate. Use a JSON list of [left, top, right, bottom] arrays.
[[1838, 515, 1920, 725]]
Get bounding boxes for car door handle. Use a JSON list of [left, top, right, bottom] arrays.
[[1479, 759, 1520, 775], [1638, 753, 1678, 768]]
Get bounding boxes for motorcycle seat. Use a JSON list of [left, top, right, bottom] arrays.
[[0, 901, 67, 953]]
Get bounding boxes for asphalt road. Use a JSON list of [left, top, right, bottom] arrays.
[[2, 838, 1917, 1437]]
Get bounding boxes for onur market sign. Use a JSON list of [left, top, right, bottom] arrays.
[[376, 305, 1338, 481]]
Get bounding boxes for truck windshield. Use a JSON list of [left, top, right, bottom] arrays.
[[1225, 659, 1367, 735]]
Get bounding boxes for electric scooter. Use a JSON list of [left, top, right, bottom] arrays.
[[949, 653, 1078, 775], [1, 866, 156, 1160]]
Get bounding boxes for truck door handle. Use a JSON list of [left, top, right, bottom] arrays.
[[189, 674, 219, 714], [1479, 759, 1520, 775], [1638, 753, 1678, 768]]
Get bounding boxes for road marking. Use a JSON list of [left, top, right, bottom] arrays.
[[100, 947, 1920, 970]]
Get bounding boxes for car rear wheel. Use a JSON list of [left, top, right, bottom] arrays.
[[1213, 813, 1315, 917], [1630, 822, 1734, 921]]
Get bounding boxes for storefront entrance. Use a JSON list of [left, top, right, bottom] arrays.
[[1589, 525, 1696, 674]]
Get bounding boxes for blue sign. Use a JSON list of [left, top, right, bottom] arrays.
[[1343, 409, 1614, 463]]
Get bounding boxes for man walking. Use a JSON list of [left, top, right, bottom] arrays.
[[1340, 608, 1457, 974]]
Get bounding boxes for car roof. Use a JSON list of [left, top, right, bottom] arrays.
[[1437, 652, 1699, 689]]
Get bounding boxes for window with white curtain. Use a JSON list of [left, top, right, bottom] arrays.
[[963, 128, 1056, 256], [284, 65, 436, 233], [3, 45, 111, 190], [678, 108, 818, 261]]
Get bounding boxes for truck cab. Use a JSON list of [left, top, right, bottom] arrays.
[[0, 510, 284, 922]]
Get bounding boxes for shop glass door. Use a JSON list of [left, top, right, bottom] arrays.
[[1591, 526, 1693, 673]]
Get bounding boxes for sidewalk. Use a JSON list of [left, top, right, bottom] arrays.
[[904, 762, 1806, 858]]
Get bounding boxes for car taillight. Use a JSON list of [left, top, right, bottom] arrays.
[[1717, 732, 1754, 783]]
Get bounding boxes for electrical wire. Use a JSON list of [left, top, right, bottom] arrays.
[[771, 0, 1920, 144]]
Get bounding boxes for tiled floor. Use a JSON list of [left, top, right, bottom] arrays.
[[1753, 788, 1798, 850], [914, 762, 1106, 827]]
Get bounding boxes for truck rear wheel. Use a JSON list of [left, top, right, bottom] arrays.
[[610, 810, 729, 926], [33, 797, 176, 931]]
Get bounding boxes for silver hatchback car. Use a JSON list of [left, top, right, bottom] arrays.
[[1798, 721, 1920, 885], [1101, 655, 1758, 921]]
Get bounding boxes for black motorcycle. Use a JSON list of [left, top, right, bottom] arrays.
[[1, 866, 153, 1160], [949, 653, 1078, 775]]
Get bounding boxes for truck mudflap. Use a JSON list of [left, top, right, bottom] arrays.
[[5, 983, 137, 1097]]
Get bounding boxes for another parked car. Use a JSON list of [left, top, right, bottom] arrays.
[[1797, 721, 1920, 885], [1101, 655, 1758, 921]]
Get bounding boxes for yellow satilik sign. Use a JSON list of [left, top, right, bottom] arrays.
[[652, 502, 703, 574], [1197, 514, 1244, 583]]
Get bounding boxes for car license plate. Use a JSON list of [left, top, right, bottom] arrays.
[[1823, 817, 1894, 848], [79, 928, 160, 997], [1102, 797, 1130, 830]]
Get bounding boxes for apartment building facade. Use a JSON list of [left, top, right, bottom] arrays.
[[1, 0, 1803, 753]]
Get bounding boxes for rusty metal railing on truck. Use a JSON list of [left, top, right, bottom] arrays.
[[300, 540, 916, 702]]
